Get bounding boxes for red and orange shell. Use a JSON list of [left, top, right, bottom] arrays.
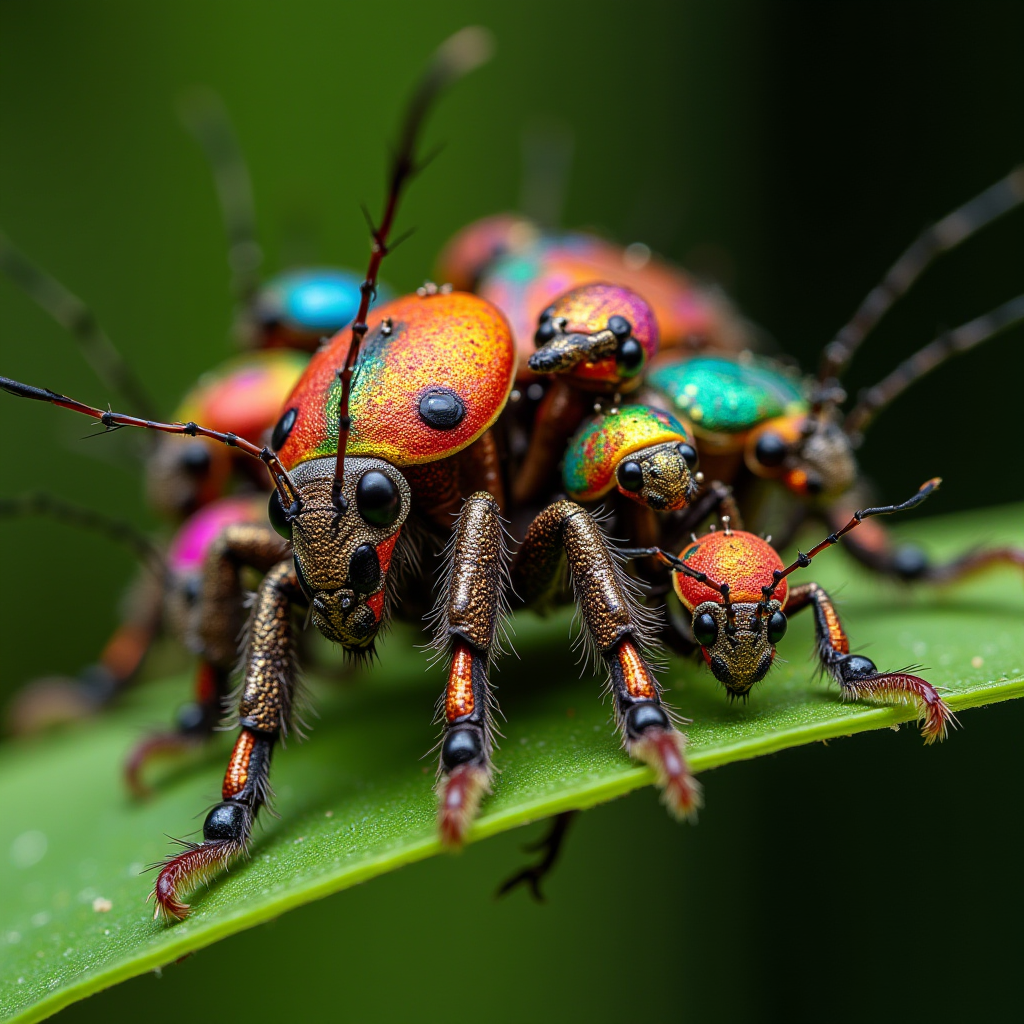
[[174, 350, 309, 444], [276, 291, 515, 470], [166, 495, 267, 576], [434, 213, 538, 292], [672, 529, 788, 611], [479, 235, 748, 379]]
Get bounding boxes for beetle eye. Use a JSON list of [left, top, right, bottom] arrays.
[[767, 610, 788, 644], [617, 460, 644, 492], [677, 443, 699, 470], [534, 317, 557, 347], [615, 337, 645, 376], [693, 612, 718, 646], [754, 432, 788, 467], [355, 470, 401, 527], [268, 490, 292, 539], [608, 315, 632, 339]]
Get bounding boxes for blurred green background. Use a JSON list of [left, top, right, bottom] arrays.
[[0, 2, 1021, 1021]]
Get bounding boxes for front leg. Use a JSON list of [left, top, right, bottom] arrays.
[[431, 492, 509, 846], [512, 500, 701, 818], [152, 546, 301, 920], [786, 581, 955, 743]]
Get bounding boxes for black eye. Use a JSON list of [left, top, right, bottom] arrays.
[[608, 315, 632, 339], [293, 554, 313, 601], [754, 432, 787, 467], [268, 490, 292, 539], [767, 610, 788, 644], [356, 470, 401, 527], [677, 443, 699, 470], [804, 474, 824, 496], [534, 318, 557, 347], [615, 337, 645, 376], [693, 612, 718, 646], [272, 407, 298, 450], [617, 460, 644, 492], [180, 445, 211, 476]]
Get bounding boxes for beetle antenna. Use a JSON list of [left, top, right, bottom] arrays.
[[815, 166, 1024, 398], [0, 491, 166, 579], [0, 231, 160, 422], [758, 478, 941, 607], [0, 376, 300, 511], [329, 26, 494, 513], [843, 295, 1024, 445], [178, 88, 263, 307]]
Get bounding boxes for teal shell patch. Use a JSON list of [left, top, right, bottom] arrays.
[[648, 356, 806, 434], [563, 404, 690, 500]]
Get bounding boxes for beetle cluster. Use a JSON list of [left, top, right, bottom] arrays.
[[2, 27, 1022, 920]]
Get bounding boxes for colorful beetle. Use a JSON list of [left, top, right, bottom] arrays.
[[626, 478, 954, 741]]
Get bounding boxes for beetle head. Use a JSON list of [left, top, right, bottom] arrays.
[[691, 599, 787, 696], [273, 456, 411, 651], [614, 441, 700, 511]]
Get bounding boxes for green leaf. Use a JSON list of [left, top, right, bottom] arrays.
[[2, 503, 1022, 1023]]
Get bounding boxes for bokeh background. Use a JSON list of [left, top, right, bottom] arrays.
[[0, 2, 1021, 1021]]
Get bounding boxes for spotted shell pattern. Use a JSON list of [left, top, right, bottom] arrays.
[[649, 356, 806, 436], [174, 350, 309, 444], [673, 529, 789, 611], [275, 292, 515, 470], [166, 495, 267, 576], [564, 405, 692, 501]]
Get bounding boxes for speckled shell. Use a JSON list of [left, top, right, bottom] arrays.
[[435, 213, 537, 291], [167, 495, 267, 575], [479, 234, 746, 379], [673, 529, 789, 610], [648, 356, 806, 436], [540, 283, 658, 388], [174, 350, 309, 443], [564, 405, 691, 501], [276, 292, 515, 470]]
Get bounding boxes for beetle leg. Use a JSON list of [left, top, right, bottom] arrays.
[[432, 492, 509, 847], [786, 581, 955, 743], [512, 500, 701, 818], [151, 543, 299, 921], [824, 503, 1024, 586]]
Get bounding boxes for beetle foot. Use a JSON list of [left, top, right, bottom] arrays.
[[150, 838, 244, 921], [125, 731, 205, 799], [836, 657, 957, 743], [630, 727, 702, 820], [436, 764, 491, 848]]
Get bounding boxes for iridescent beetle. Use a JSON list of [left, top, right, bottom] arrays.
[[625, 479, 954, 741], [4, 28, 698, 922]]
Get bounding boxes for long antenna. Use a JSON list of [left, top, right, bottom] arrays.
[[178, 89, 263, 307], [0, 492, 166, 579], [844, 295, 1024, 444], [330, 26, 494, 512], [0, 376, 299, 511], [817, 167, 1024, 386], [0, 232, 160, 421]]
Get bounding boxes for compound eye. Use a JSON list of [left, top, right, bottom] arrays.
[[693, 611, 718, 646], [617, 460, 644, 492], [608, 315, 632, 339], [677, 443, 699, 470], [754, 432, 788, 468], [615, 337, 645, 377], [355, 470, 401, 527], [534, 317, 558, 347], [268, 490, 292, 539], [767, 610, 788, 644]]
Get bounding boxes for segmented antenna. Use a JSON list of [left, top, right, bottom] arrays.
[[0, 376, 299, 511], [0, 492, 166, 579], [329, 27, 494, 513], [0, 232, 159, 422], [178, 89, 263, 306], [844, 295, 1024, 444], [756, 478, 941, 617], [817, 166, 1024, 387]]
